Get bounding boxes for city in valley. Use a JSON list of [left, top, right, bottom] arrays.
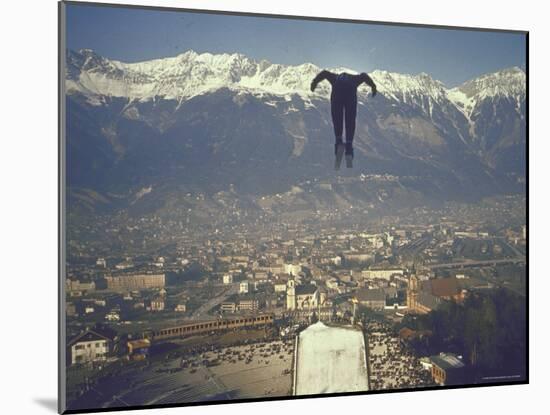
[[65, 194, 526, 411]]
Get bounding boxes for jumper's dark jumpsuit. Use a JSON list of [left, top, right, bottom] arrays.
[[311, 70, 377, 154]]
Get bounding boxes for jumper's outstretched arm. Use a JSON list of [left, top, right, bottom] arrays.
[[311, 70, 336, 92], [359, 72, 377, 96]]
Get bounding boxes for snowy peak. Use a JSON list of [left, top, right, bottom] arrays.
[[369, 70, 449, 111], [68, 48, 121, 76], [455, 66, 525, 99], [447, 67, 526, 118], [371, 70, 446, 99], [66, 48, 322, 101]]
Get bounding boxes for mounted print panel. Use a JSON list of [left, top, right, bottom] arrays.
[[58, 1, 528, 413]]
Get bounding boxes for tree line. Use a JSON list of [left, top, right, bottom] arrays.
[[399, 288, 526, 378]]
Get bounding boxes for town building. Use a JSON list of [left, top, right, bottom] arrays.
[[238, 296, 259, 311], [426, 277, 465, 302], [105, 311, 120, 321], [355, 288, 386, 310], [285, 263, 302, 276], [104, 273, 165, 291], [274, 282, 287, 292], [68, 327, 117, 366], [115, 260, 134, 270], [254, 271, 269, 283], [66, 279, 95, 293], [287, 281, 322, 310], [344, 253, 374, 263], [430, 353, 466, 385], [66, 302, 77, 317], [286, 279, 296, 310], [148, 296, 165, 311], [407, 275, 465, 314], [174, 304, 187, 312], [362, 269, 404, 280], [239, 281, 249, 294], [220, 301, 237, 313], [295, 285, 320, 310]]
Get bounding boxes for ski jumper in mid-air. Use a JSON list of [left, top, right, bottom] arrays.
[[310, 70, 377, 169]]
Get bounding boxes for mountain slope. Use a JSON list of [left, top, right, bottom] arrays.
[[64, 49, 526, 216], [448, 67, 526, 174]]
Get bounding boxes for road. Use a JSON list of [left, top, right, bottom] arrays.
[[497, 237, 526, 259], [427, 257, 525, 270], [396, 236, 431, 257], [190, 284, 238, 320]]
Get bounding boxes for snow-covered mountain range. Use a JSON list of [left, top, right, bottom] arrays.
[[67, 48, 524, 121], [65, 48, 526, 215]]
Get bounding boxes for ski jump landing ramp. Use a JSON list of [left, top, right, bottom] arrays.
[[293, 321, 369, 395]]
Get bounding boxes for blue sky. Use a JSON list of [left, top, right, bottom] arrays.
[[66, 3, 526, 87]]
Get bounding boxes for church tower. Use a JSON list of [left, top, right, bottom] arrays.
[[286, 279, 296, 311], [407, 274, 418, 311]]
